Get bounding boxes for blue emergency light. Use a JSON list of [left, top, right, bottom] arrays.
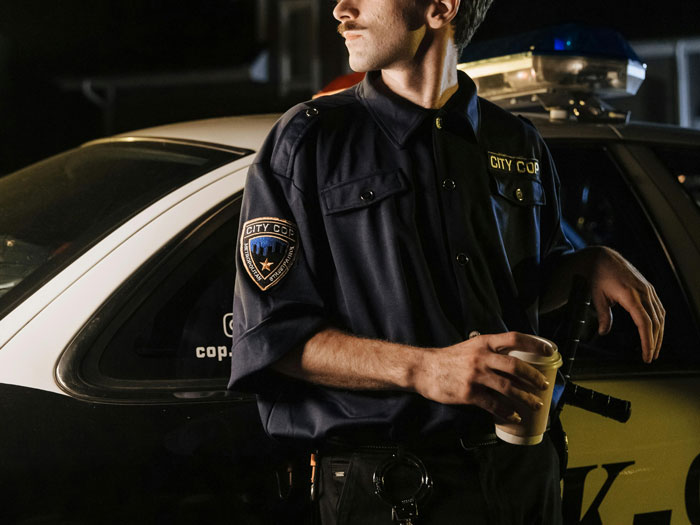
[[461, 23, 643, 63], [458, 24, 646, 122]]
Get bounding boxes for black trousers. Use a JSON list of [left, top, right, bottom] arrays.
[[316, 434, 562, 525]]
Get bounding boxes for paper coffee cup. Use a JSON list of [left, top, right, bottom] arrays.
[[494, 336, 562, 446]]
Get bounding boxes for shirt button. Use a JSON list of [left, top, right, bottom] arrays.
[[305, 107, 319, 118], [456, 253, 469, 265], [469, 330, 481, 339], [442, 178, 456, 190], [435, 117, 443, 129], [514, 188, 525, 201], [360, 190, 375, 202]]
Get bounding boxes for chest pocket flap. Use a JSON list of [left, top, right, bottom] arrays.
[[490, 173, 546, 207], [320, 170, 407, 215]]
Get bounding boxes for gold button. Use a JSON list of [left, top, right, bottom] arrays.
[[515, 188, 524, 201], [435, 117, 443, 129]]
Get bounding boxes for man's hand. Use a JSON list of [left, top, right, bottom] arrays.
[[587, 247, 665, 363], [542, 246, 665, 364], [414, 332, 553, 423]]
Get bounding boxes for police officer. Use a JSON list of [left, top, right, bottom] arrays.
[[229, 1, 665, 523]]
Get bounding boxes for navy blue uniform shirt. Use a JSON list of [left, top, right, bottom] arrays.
[[229, 71, 572, 444]]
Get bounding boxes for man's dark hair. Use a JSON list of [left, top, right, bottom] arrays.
[[452, 0, 494, 53]]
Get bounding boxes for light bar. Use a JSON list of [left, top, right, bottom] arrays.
[[458, 24, 646, 115]]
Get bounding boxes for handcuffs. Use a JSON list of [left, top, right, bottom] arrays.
[[373, 449, 434, 525]]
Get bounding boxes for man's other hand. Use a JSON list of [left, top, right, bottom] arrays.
[[587, 247, 665, 363]]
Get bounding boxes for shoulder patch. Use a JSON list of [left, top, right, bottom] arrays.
[[240, 217, 299, 291]]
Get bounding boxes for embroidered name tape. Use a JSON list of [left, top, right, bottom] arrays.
[[487, 151, 540, 176], [240, 217, 299, 291]]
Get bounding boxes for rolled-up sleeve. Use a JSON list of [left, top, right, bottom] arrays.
[[228, 113, 330, 394]]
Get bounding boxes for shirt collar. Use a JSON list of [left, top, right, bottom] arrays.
[[356, 69, 480, 148]]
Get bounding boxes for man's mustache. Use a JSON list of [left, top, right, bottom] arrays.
[[337, 22, 366, 35]]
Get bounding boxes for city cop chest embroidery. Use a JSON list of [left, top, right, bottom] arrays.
[[487, 151, 541, 177]]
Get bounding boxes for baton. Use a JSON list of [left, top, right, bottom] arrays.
[[563, 382, 631, 423], [557, 275, 632, 423], [560, 274, 591, 381]]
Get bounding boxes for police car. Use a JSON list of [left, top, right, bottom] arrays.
[[0, 25, 698, 524]]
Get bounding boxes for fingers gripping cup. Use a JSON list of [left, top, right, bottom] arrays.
[[494, 337, 563, 446]]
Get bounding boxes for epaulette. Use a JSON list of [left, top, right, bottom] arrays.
[[270, 89, 357, 177], [269, 102, 320, 177]]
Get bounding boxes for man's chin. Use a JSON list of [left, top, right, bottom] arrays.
[[347, 55, 375, 73], [348, 63, 371, 74]]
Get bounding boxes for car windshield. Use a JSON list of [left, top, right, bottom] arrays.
[[0, 139, 247, 319]]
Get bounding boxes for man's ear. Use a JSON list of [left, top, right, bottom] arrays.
[[425, 0, 459, 30]]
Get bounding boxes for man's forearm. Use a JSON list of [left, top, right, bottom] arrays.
[[271, 327, 553, 423], [540, 246, 605, 313], [272, 328, 424, 391]]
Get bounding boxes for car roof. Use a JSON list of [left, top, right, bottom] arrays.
[[114, 114, 282, 152], [112, 110, 700, 151]]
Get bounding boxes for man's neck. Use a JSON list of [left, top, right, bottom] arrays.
[[379, 39, 460, 109]]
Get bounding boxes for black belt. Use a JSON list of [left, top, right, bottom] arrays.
[[320, 427, 500, 455]]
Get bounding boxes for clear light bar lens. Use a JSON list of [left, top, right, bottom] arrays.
[[458, 53, 646, 103]]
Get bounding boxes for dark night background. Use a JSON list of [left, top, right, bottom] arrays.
[[1, 0, 699, 175]]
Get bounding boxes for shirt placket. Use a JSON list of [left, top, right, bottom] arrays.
[[431, 111, 482, 338]]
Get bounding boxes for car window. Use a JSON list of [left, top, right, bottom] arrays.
[[96, 217, 235, 383], [0, 139, 249, 320], [67, 199, 242, 402], [651, 146, 700, 208], [543, 143, 700, 377]]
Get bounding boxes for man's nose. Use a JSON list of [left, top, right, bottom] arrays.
[[333, 0, 359, 22]]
